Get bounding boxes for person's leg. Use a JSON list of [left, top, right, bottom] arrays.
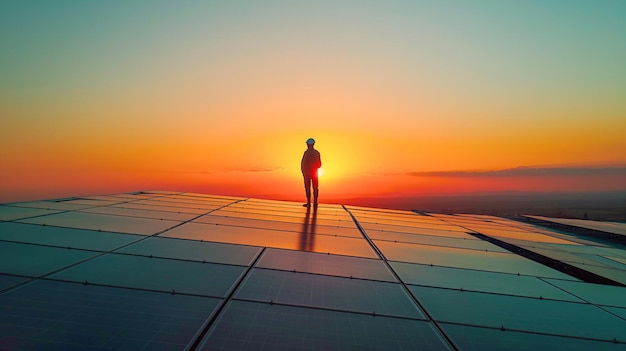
[[312, 176, 319, 206], [303, 176, 311, 206]]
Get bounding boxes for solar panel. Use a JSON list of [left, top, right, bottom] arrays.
[[1, 191, 625, 350]]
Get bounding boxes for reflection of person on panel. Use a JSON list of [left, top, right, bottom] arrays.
[[301, 138, 322, 207]]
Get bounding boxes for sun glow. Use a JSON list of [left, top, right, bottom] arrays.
[[317, 167, 325, 177]]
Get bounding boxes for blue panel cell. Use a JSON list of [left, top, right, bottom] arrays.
[[409, 285, 626, 342], [118, 237, 262, 266], [199, 301, 451, 351], [0, 280, 220, 350], [0, 222, 142, 251], [391, 262, 582, 301], [50, 253, 245, 297], [0, 274, 29, 291], [375, 240, 572, 279], [257, 249, 395, 282], [236, 269, 423, 319], [162, 222, 377, 258], [543, 278, 626, 308], [0, 242, 98, 277], [19, 212, 180, 235], [0, 205, 61, 221], [441, 323, 626, 351], [80, 206, 199, 221]]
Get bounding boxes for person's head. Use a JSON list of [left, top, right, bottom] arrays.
[[306, 138, 315, 148]]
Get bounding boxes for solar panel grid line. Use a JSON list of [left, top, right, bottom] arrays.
[[0, 199, 244, 295], [95, 249, 253, 268], [436, 320, 626, 346], [188, 221, 363, 240], [0, 205, 67, 222], [430, 215, 620, 282], [78, 206, 201, 222], [341, 212, 447, 225], [410, 285, 626, 344], [4, 201, 97, 211], [0, 278, 223, 350], [342, 205, 460, 351], [0, 241, 110, 281], [0, 237, 107, 253], [81, 195, 218, 219], [210, 210, 356, 228], [186, 247, 267, 351], [131, 197, 246, 237], [0, 274, 35, 296], [3, 192, 625, 349], [242, 265, 397, 285], [470, 233, 625, 287], [256, 248, 397, 282], [230, 296, 430, 322], [198, 300, 455, 351], [37, 276, 228, 300], [538, 252, 626, 271], [365, 231, 510, 253], [209, 209, 350, 225], [131, 200, 229, 211], [538, 278, 626, 321], [112, 202, 209, 215], [194, 214, 364, 238], [387, 258, 576, 281], [159, 221, 379, 259], [402, 282, 584, 304]]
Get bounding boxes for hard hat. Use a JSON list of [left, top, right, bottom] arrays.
[[306, 138, 315, 145]]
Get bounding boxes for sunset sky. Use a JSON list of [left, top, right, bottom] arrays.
[[1, 1, 625, 204]]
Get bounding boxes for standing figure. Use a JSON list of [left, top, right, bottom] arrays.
[[301, 138, 322, 207]]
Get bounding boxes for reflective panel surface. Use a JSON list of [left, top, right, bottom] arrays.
[[376, 240, 572, 279], [236, 268, 423, 318], [0, 222, 141, 251], [50, 253, 245, 297], [19, 212, 180, 235], [0, 280, 220, 350], [0, 205, 61, 221], [440, 323, 626, 351], [409, 285, 626, 341], [161, 222, 377, 258], [200, 301, 451, 351], [118, 237, 262, 266], [0, 274, 29, 291], [2, 191, 625, 350], [257, 249, 395, 282], [0, 242, 99, 277], [391, 262, 581, 301]]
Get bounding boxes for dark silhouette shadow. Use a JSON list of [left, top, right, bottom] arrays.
[[299, 206, 317, 252]]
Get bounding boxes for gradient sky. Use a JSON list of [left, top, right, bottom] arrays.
[[1, 1, 625, 203]]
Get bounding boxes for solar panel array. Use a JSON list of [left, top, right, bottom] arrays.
[[1, 191, 625, 350]]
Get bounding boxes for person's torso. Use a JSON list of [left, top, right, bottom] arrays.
[[302, 149, 320, 174]]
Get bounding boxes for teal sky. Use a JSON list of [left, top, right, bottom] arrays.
[[3, 0, 625, 111]]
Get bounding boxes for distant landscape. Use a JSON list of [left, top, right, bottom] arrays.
[[329, 191, 626, 222]]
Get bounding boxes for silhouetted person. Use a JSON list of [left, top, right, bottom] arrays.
[[301, 138, 321, 207]]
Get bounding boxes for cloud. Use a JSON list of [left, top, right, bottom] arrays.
[[407, 166, 626, 178]]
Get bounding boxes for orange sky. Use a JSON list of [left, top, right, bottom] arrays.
[[1, 1, 625, 204]]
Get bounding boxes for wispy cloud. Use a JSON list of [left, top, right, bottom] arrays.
[[407, 166, 626, 178]]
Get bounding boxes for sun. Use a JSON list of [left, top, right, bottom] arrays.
[[317, 167, 325, 177]]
